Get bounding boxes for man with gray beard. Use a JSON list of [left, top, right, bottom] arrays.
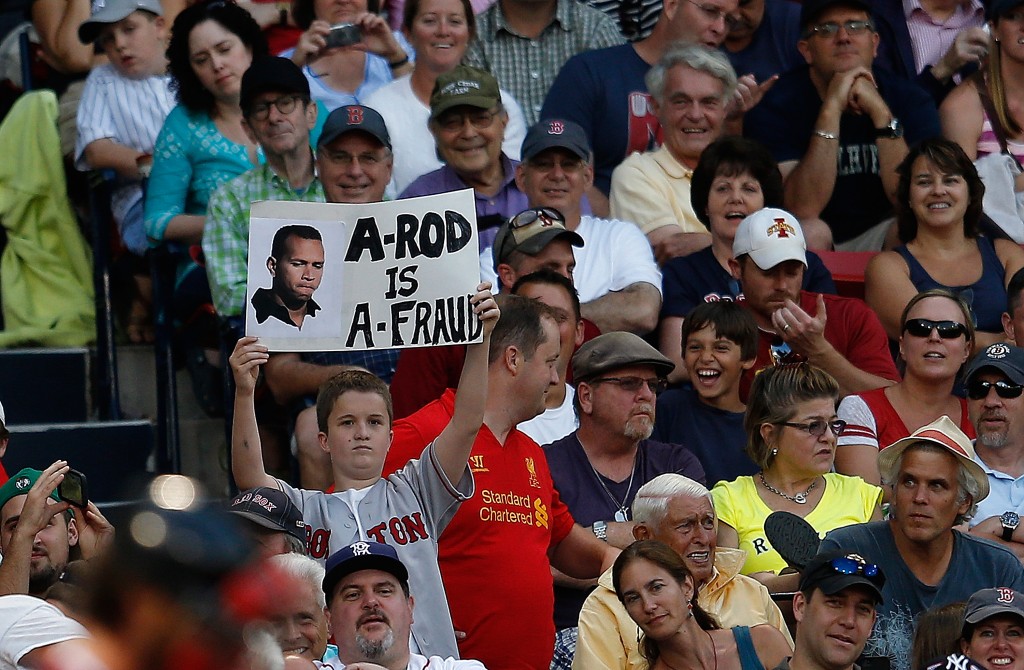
[[311, 540, 487, 670], [543, 331, 705, 657], [965, 343, 1024, 559]]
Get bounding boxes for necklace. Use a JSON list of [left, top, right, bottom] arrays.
[[580, 437, 637, 522], [659, 630, 718, 670], [759, 471, 817, 504]]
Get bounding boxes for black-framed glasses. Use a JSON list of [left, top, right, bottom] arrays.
[[779, 419, 847, 437], [436, 107, 502, 132], [509, 207, 565, 230], [829, 554, 880, 578], [681, 0, 739, 29], [248, 94, 304, 121], [967, 379, 1024, 400], [803, 19, 874, 38], [591, 376, 668, 395], [903, 318, 967, 340]]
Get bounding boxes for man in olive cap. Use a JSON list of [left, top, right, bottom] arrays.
[[401, 65, 528, 256], [545, 332, 705, 642]]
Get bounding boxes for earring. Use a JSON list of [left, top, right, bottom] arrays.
[[687, 602, 694, 619], [770, 447, 778, 457]]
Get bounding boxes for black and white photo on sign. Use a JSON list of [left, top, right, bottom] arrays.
[[245, 190, 483, 352]]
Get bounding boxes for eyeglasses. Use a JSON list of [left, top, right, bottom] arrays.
[[770, 339, 808, 366], [248, 94, 304, 121], [828, 554, 880, 578], [779, 419, 847, 437], [803, 19, 874, 38], [967, 379, 1024, 400], [436, 107, 502, 132], [681, 0, 739, 29], [591, 377, 668, 395], [509, 207, 565, 230], [902, 318, 967, 340]]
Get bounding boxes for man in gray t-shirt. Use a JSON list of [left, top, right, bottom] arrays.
[[820, 416, 1024, 670]]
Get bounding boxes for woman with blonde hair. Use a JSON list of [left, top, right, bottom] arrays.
[[712, 364, 882, 593]]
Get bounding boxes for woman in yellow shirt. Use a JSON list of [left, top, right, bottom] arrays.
[[712, 363, 883, 593]]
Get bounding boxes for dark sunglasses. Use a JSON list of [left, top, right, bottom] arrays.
[[591, 376, 668, 395], [967, 379, 1024, 400], [780, 419, 847, 437], [770, 339, 808, 366], [509, 207, 564, 230], [903, 318, 967, 340], [829, 554, 880, 578]]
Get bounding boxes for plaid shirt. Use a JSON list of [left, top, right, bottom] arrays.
[[464, 0, 624, 125], [203, 163, 325, 318]]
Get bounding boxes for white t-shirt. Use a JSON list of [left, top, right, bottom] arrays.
[[480, 214, 662, 303], [364, 74, 528, 194], [518, 384, 577, 447], [316, 652, 487, 669], [0, 595, 88, 669]]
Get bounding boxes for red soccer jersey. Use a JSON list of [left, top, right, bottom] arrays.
[[383, 390, 575, 670]]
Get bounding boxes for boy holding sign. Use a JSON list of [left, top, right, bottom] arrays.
[[228, 283, 498, 661]]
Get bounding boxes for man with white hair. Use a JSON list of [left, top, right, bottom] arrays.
[[610, 44, 737, 263], [267, 553, 330, 664], [573, 473, 791, 670]]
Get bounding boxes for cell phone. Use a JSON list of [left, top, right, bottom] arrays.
[[324, 23, 362, 49], [58, 469, 89, 508]]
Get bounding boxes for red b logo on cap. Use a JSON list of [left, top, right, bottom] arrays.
[[548, 121, 564, 135], [347, 107, 364, 125], [998, 587, 1016, 603]]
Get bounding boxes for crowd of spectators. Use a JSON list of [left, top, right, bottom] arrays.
[[6, 0, 1024, 668]]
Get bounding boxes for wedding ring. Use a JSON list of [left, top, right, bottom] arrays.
[[782, 323, 791, 332]]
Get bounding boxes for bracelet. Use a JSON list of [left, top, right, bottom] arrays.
[[388, 54, 410, 69], [814, 129, 838, 141]]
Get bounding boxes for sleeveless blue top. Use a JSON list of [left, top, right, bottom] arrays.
[[734, 625, 765, 670], [895, 236, 1007, 333]]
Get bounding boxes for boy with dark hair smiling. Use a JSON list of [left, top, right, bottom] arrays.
[[229, 283, 498, 660], [652, 300, 759, 486]]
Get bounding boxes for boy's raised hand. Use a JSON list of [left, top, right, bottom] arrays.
[[471, 282, 500, 337], [229, 336, 269, 393]]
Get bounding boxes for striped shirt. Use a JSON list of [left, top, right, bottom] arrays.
[[74, 64, 174, 230], [203, 163, 325, 318], [464, 0, 624, 125], [584, 0, 661, 41], [903, 0, 984, 75]]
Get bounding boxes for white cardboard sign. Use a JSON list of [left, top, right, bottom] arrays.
[[244, 190, 482, 352]]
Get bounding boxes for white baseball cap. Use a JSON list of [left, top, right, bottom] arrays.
[[732, 207, 807, 270]]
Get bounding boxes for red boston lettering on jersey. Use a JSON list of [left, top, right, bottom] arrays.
[[366, 513, 430, 546], [308, 528, 330, 558]]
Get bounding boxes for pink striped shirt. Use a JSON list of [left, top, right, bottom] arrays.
[[903, 0, 985, 75]]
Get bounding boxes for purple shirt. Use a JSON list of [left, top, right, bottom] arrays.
[[903, 0, 984, 75], [399, 154, 528, 253]]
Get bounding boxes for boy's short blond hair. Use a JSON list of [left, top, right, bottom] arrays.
[[316, 371, 393, 433]]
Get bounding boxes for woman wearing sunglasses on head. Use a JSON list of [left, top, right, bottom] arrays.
[[836, 290, 977, 489], [613, 540, 793, 670], [864, 138, 1024, 350], [711, 363, 883, 594]]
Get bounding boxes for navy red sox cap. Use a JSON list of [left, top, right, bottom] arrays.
[[800, 0, 871, 29], [964, 343, 1024, 386], [521, 119, 591, 162], [228, 487, 306, 545], [318, 105, 391, 151], [322, 541, 409, 603]]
